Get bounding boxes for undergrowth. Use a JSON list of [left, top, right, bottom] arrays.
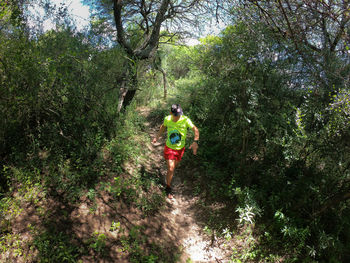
[[0, 104, 170, 262]]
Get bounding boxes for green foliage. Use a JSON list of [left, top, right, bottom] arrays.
[[136, 67, 166, 105], [0, 16, 165, 262], [0, 0, 24, 29], [163, 20, 350, 262], [88, 231, 107, 255], [327, 87, 350, 137], [104, 171, 165, 215], [33, 230, 82, 263], [0, 24, 130, 201], [0, 233, 25, 260], [184, 23, 296, 180], [0, 26, 126, 162], [119, 226, 180, 263], [109, 221, 121, 232], [96, 107, 166, 214], [166, 45, 195, 80]]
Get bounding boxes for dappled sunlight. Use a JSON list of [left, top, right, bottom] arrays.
[[2, 1, 350, 260]]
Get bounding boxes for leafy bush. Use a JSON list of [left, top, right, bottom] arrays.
[[166, 21, 350, 261]]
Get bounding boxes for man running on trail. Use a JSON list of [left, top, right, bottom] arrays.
[[152, 104, 199, 199]]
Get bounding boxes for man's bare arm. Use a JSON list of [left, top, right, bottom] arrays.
[[192, 126, 199, 141], [152, 124, 166, 143], [189, 125, 199, 155]]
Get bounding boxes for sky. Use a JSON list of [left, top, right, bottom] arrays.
[[61, 0, 90, 29], [43, 0, 91, 31]]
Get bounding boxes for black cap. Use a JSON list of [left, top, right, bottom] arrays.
[[171, 104, 183, 116]]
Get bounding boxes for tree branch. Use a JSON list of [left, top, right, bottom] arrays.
[[113, 0, 133, 56], [134, 0, 171, 59], [321, 16, 332, 49], [277, 0, 300, 51], [252, 1, 287, 38], [331, 5, 350, 52]]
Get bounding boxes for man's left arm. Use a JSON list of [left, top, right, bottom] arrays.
[[189, 125, 199, 155]]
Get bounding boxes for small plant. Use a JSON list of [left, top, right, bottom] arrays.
[[0, 233, 25, 260], [89, 231, 107, 255], [136, 192, 165, 216], [203, 225, 213, 236], [119, 225, 179, 263], [99, 181, 112, 192], [222, 228, 233, 242], [87, 188, 96, 201], [89, 203, 98, 213], [110, 221, 121, 232], [111, 176, 123, 197], [236, 205, 257, 225], [193, 185, 201, 196]]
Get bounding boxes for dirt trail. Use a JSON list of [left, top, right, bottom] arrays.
[[140, 107, 233, 263]]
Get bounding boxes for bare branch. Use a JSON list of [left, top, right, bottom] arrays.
[[134, 0, 170, 59], [113, 0, 133, 56], [252, 1, 287, 38], [277, 0, 300, 51]]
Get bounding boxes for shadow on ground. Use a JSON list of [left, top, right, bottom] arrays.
[[16, 170, 183, 263]]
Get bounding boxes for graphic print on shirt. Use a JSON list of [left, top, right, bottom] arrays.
[[169, 129, 182, 145]]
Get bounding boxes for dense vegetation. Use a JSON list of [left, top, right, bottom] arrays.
[[1, 0, 350, 262]]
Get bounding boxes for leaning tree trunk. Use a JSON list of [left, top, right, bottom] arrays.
[[158, 67, 167, 99], [117, 61, 138, 112], [117, 83, 137, 112], [117, 81, 127, 113]]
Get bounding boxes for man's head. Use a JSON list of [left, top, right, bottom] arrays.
[[171, 104, 183, 116]]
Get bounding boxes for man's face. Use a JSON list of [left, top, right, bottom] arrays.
[[171, 113, 181, 122]]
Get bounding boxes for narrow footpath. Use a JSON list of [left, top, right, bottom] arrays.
[[140, 107, 234, 263]]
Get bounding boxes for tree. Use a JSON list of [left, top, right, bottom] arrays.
[[85, 0, 231, 111], [0, 0, 27, 31], [240, 0, 350, 103]]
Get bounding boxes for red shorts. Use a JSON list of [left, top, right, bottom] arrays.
[[164, 145, 185, 161]]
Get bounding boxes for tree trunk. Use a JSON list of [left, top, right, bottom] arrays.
[[117, 83, 128, 113], [117, 88, 137, 112], [117, 61, 138, 112], [122, 89, 137, 109], [159, 68, 167, 99]]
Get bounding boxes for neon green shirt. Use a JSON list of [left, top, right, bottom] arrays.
[[164, 115, 194, 150]]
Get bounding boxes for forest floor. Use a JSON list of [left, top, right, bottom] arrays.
[[2, 106, 241, 263]]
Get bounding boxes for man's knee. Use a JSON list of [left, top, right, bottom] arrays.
[[167, 160, 176, 172], [168, 164, 175, 172]]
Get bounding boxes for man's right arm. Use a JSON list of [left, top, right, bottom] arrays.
[[152, 124, 166, 143]]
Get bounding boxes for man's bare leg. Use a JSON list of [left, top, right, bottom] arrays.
[[166, 160, 181, 185], [166, 159, 176, 187], [165, 159, 181, 198]]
